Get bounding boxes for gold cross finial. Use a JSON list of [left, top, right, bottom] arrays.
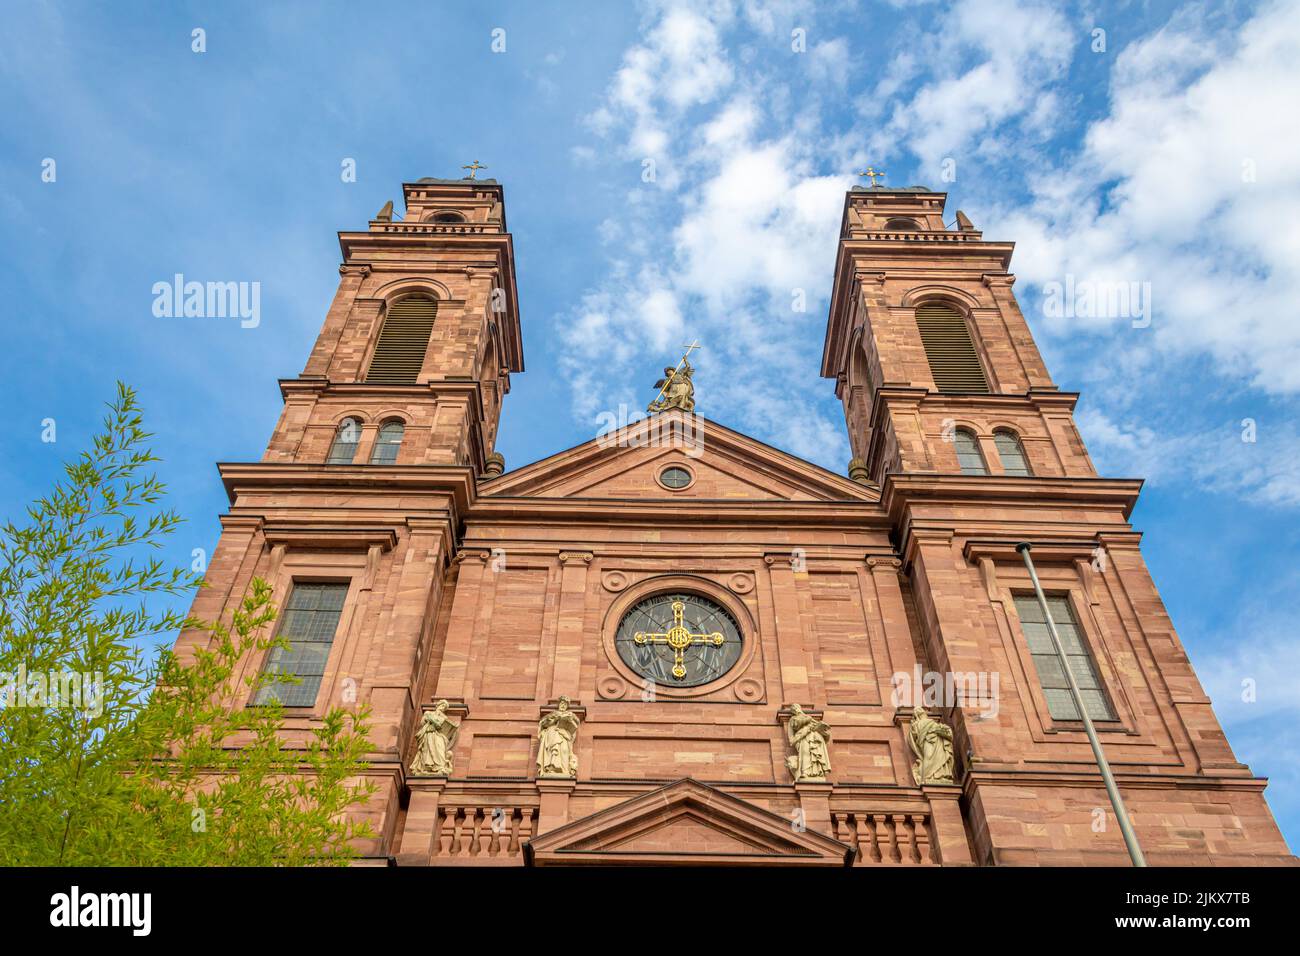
[[858, 166, 886, 187], [462, 160, 487, 179], [634, 600, 725, 680], [680, 340, 701, 363]]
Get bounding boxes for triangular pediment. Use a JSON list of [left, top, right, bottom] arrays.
[[484, 413, 876, 503], [524, 778, 854, 866]]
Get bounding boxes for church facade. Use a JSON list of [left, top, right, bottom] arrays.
[[177, 176, 1294, 866]]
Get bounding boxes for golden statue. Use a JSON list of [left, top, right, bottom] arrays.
[[410, 699, 459, 776], [909, 706, 955, 785], [784, 704, 832, 781], [648, 341, 699, 413], [537, 696, 581, 778]]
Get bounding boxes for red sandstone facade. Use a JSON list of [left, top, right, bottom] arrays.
[[177, 178, 1294, 866]]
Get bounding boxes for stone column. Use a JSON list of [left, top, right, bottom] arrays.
[[766, 553, 812, 704], [550, 551, 592, 695], [434, 550, 489, 700]]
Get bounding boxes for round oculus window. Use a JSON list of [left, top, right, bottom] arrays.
[[615, 592, 743, 687], [659, 466, 692, 489]]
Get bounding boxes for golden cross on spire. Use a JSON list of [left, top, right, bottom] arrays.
[[462, 160, 487, 179], [857, 166, 886, 187], [634, 600, 725, 680]]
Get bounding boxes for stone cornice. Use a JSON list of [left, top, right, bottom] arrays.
[[882, 473, 1143, 518], [261, 525, 398, 552], [962, 768, 1266, 794], [881, 474, 1145, 570], [961, 534, 1142, 564], [276, 377, 487, 403], [468, 495, 890, 530], [216, 462, 477, 519]]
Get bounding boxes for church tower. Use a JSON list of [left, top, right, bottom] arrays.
[[822, 183, 1291, 864], [177, 178, 522, 850]]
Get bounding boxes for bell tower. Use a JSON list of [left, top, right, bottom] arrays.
[[264, 177, 522, 473], [178, 178, 525, 843], [822, 184, 1093, 486], [821, 182, 1291, 865]]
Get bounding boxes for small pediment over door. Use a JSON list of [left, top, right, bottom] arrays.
[[524, 779, 853, 866]]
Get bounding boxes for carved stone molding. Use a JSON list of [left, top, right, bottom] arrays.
[[597, 675, 628, 701], [601, 570, 630, 592], [733, 677, 763, 703], [559, 550, 594, 566], [776, 702, 824, 724], [420, 697, 470, 719], [539, 697, 587, 719], [452, 549, 490, 566], [726, 572, 754, 594], [262, 526, 397, 553], [865, 555, 902, 571]]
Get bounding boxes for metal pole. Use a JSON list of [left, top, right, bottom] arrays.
[[1016, 542, 1146, 867]]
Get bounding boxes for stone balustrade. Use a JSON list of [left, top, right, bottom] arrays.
[[833, 809, 935, 864]]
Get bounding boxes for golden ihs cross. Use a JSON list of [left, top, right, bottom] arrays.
[[462, 160, 487, 179], [858, 166, 886, 186], [634, 600, 724, 681]]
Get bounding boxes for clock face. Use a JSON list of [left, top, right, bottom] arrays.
[[615, 593, 743, 688]]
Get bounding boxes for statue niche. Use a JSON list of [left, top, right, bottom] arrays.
[[909, 706, 956, 785], [410, 699, 459, 777], [784, 703, 832, 782], [537, 696, 581, 778]]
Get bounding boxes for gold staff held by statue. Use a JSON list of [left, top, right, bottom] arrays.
[[648, 340, 700, 413]]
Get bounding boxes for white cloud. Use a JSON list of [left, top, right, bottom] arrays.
[[1077, 407, 1300, 507], [870, 0, 1074, 171], [559, 0, 856, 465], [994, 1, 1300, 394]]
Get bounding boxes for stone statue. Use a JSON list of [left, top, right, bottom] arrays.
[[909, 706, 955, 785], [648, 359, 695, 413], [410, 699, 459, 776], [784, 704, 832, 781], [537, 696, 581, 778]]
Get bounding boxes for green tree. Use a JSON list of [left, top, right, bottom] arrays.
[[0, 383, 375, 865]]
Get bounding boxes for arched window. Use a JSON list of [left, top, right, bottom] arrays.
[[885, 217, 920, 231], [369, 420, 405, 464], [915, 302, 990, 394], [994, 430, 1032, 476], [428, 211, 465, 223], [366, 295, 437, 384], [326, 417, 362, 464], [953, 429, 988, 475]]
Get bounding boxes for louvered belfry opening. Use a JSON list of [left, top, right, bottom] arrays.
[[915, 302, 989, 393], [365, 295, 437, 384]]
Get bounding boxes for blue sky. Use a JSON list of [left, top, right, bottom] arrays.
[[2, 0, 1298, 850]]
